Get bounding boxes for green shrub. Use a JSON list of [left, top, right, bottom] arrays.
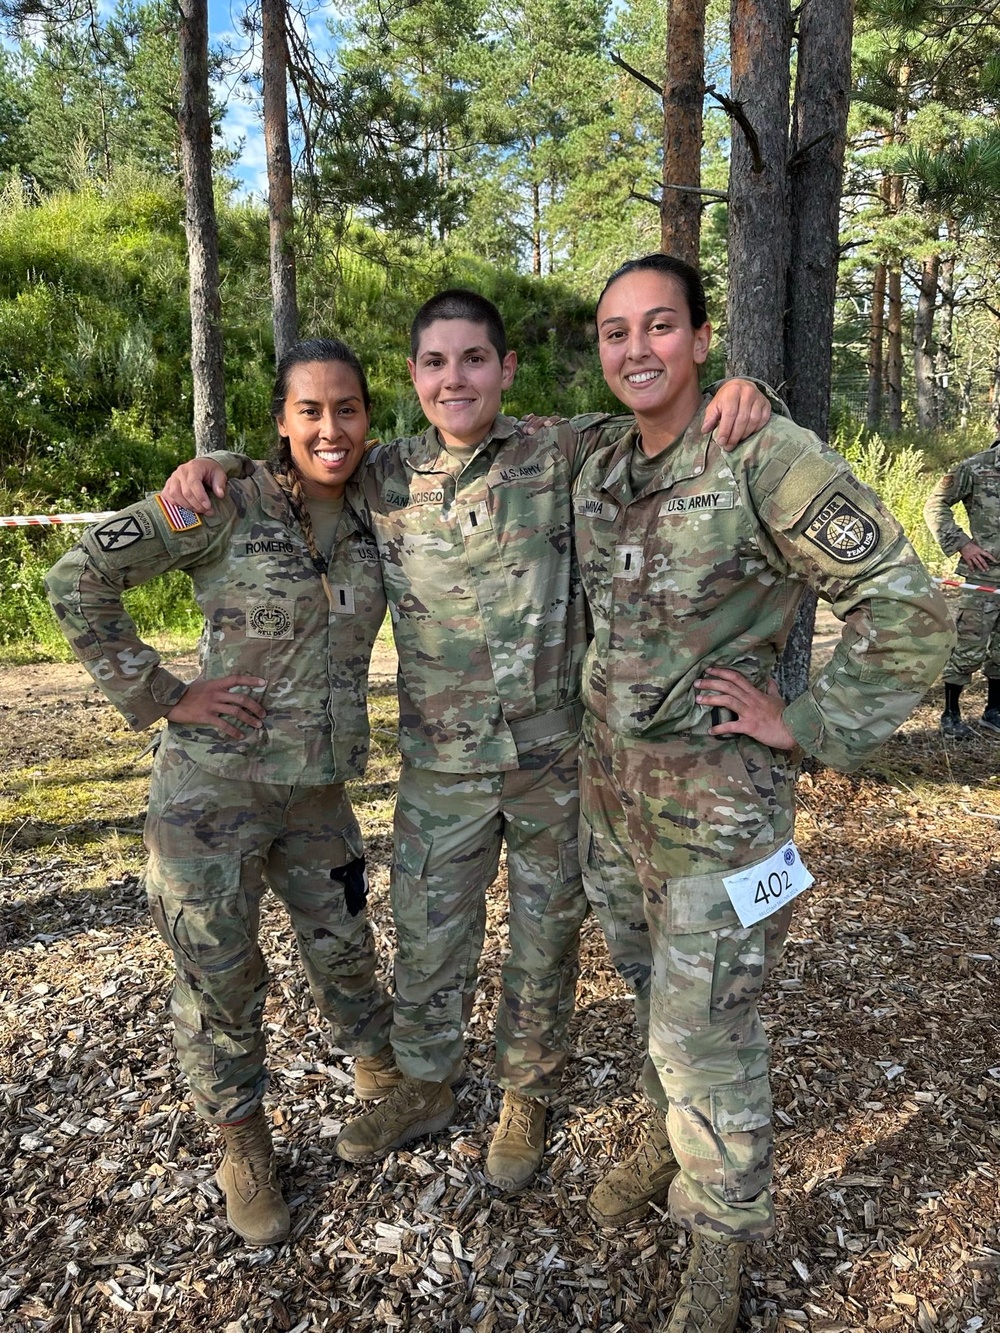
[[835, 425, 947, 575]]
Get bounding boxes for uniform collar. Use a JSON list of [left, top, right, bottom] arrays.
[[405, 414, 518, 474], [256, 465, 295, 522], [596, 399, 716, 504], [254, 465, 364, 541]]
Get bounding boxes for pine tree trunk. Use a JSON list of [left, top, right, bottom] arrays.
[[884, 71, 908, 434], [178, 0, 226, 454], [935, 237, 956, 423], [777, 0, 853, 705], [726, 0, 791, 388], [661, 0, 705, 264], [914, 252, 939, 432], [783, 0, 852, 438], [886, 263, 903, 431], [262, 0, 298, 362], [866, 262, 886, 430], [532, 175, 541, 277]]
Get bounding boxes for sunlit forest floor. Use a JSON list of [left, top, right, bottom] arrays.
[[2, 637, 998, 1333]]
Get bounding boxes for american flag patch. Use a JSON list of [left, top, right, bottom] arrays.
[[155, 494, 202, 533]]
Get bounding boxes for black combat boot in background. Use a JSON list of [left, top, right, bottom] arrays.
[[941, 683, 975, 739]]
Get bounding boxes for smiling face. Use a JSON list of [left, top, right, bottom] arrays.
[[407, 318, 518, 450], [276, 360, 370, 499], [596, 268, 711, 448]]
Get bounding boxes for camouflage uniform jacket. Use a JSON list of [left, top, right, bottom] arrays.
[[352, 412, 641, 772], [923, 442, 1000, 585], [573, 407, 954, 773], [45, 470, 385, 785]]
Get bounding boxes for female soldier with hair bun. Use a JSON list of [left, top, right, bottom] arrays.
[[574, 254, 952, 1331], [46, 338, 393, 1248]]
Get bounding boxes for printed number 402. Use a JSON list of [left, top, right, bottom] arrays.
[[754, 869, 791, 907]]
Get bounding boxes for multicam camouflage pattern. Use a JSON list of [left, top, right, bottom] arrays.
[[201, 417, 626, 1099], [389, 731, 585, 1097], [923, 440, 1000, 580], [45, 469, 386, 784], [574, 408, 952, 1240], [145, 734, 392, 1124], [574, 407, 954, 772], [940, 588, 1000, 686], [46, 472, 391, 1124], [351, 414, 632, 1093], [581, 713, 794, 1239], [355, 413, 630, 772], [923, 441, 1000, 685]]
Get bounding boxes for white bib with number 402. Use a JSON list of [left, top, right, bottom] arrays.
[[722, 840, 814, 928]]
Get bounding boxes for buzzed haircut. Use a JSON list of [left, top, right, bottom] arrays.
[[410, 289, 508, 362]]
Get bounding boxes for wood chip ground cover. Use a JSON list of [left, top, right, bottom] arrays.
[[1, 652, 998, 1333]]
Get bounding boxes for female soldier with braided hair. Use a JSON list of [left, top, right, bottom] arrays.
[[46, 338, 393, 1247]]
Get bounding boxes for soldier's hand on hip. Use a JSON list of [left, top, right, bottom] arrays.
[[695, 667, 796, 750], [166, 675, 267, 738], [703, 379, 772, 451], [161, 458, 229, 515], [960, 540, 994, 573]]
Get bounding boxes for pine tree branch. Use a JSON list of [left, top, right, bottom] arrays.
[[610, 51, 663, 99], [788, 129, 836, 171], [705, 83, 763, 173], [663, 183, 728, 200]]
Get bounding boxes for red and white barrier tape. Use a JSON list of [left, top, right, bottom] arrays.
[[936, 576, 1000, 596], [0, 512, 116, 527]]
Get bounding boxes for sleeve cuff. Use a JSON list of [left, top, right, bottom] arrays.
[[124, 669, 188, 731]]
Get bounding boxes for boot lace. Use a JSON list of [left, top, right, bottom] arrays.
[[226, 1116, 274, 1187], [497, 1094, 537, 1143], [673, 1238, 742, 1324]]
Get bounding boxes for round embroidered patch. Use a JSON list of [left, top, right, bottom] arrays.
[[804, 492, 880, 563]]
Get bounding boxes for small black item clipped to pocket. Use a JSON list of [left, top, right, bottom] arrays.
[[711, 706, 738, 728], [330, 855, 368, 916]]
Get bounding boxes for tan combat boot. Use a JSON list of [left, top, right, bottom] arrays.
[[335, 1074, 455, 1163], [588, 1114, 679, 1226], [484, 1090, 547, 1192], [354, 1048, 401, 1101], [663, 1234, 746, 1333], [216, 1108, 290, 1246], [353, 1048, 466, 1102]]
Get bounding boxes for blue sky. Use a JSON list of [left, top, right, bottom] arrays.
[[209, 0, 267, 198], [209, 0, 336, 199]]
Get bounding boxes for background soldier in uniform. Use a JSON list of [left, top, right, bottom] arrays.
[[46, 339, 393, 1246], [923, 437, 1000, 738], [572, 255, 952, 1333], [161, 293, 772, 1193]]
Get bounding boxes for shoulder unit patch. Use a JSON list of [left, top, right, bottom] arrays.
[[93, 511, 154, 552], [803, 492, 880, 563], [155, 494, 203, 533]]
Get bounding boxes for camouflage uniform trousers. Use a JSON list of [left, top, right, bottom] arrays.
[[580, 714, 795, 1241], [144, 734, 393, 1125], [389, 728, 588, 1100], [942, 586, 1000, 686]]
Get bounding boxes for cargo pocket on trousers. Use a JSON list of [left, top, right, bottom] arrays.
[[648, 868, 744, 1031], [390, 810, 434, 951], [146, 851, 251, 979], [710, 1072, 773, 1202]]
